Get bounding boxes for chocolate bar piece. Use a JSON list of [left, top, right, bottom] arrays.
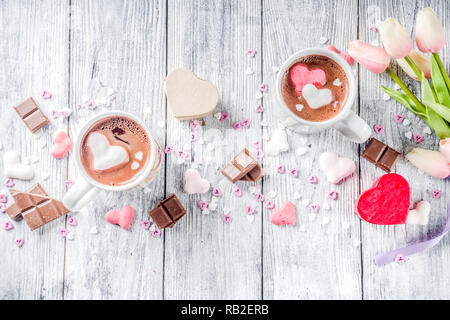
[[149, 194, 186, 229], [6, 183, 69, 230], [221, 148, 264, 183], [14, 97, 49, 133], [362, 138, 401, 173]]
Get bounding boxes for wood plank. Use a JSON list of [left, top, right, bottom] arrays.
[[261, 0, 362, 299], [359, 0, 450, 299], [64, 0, 166, 299], [0, 0, 69, 299], [164, 0, 263, 299]]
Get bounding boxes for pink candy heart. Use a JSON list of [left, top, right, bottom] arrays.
[[394, 113, 405, 123], [190, 120, 200, 131], [220, 112, 230, 122], [277, 165, 285, 174], [232, 122, 241, 130], [68, 216, 77, 226], [245, 205, 255, 215], [141, 220, 151, 230], [152, 228, 161, 238], [223, 214, 232, 224], [233, 186, 242, 197], [255, 104, 264, 113], [165, 146, 174, 154], [197, 200, 208, 210], [289, 168, 298, 177], [265, 200, 275, 210], [289, 64, 327, 95], [413, 134, 424, 144], [308, 175, 318, 184], [240, 118, 251, 128], [15, 238, 24, 248], [50, 130, 73, 159], [309, 203, 320, 213], [246, 49, 257, 57], [270, 201, 296, 226], [255, 193, 265, 202], [259, 83, 268, 93], [373, 124, 384, 134], [319, 152, 356, 184], [4, 221, 14, 231], [5, 178, 14, 188], [42, 90, 52, 99], [212, 187, 222, 197], [431, 189, 441, 199], [105, 206, 135, 230], [328, 191, 338, 200]]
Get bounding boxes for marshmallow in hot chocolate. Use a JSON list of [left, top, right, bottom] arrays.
[[87, 132, 130, 172]]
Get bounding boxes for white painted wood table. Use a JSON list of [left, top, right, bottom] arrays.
[[1, 0, 449, 300]]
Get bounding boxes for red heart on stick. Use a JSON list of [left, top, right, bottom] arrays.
[[355, 173, 410, 225]]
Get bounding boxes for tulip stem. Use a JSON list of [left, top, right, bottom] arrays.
[[405, 56, 423, 81], [386, 67, 426, 113], [433, 52, 450, 92]]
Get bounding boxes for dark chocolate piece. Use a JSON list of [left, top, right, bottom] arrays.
[[5, 183, 69, 230], [149, 194, 186, 229], [221, 148, 264, 183], [14, 98, 49, 133], [362, 138, 401, 173]]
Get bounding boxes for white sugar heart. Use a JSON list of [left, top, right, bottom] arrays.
[[131, 161, 140, 170], [266, 128, 289, 156], [333, 78, 341, 86], [406, 200, 430, 225], [319, 152, 356, 184], [302, 84, 333, 109], [165, 68, 219, 120], [3, 151, 34, 180], [183, 168, 210, 194], [135, 151, 143, 161], [88, 132, 130, 172]]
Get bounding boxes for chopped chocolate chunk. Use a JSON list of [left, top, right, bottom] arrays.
[[221, 148, 264, 183]]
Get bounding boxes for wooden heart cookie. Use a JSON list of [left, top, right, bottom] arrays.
[[165, 68, 219, 120]]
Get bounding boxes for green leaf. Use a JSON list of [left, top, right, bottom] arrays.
[[425, 101, 450, 123], [422, 74, 436, 104], [431, 55, 450, 106], [381, 86, 425, 116], [425, 107, 450, 139]]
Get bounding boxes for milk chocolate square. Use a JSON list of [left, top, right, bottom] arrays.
[[13, 98, 49, 133], [222, 148, 263, 183], [149, 194, 186, 229], [362, 138, 401, 173]]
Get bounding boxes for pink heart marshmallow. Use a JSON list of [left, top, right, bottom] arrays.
[[319, 152, 356, 184], [50, 130, 73, 159], [270, 201, 296, 226], [183, 169, 210, 194], [105, 206, 135, 230], [289, 64, 327, 95]]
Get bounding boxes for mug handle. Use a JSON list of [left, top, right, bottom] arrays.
[[63, 178, 99, 212], [332, 111, 372, 143]]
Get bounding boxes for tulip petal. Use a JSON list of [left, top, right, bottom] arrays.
[[396, 51, 431, 80], [379, 18, 413, 59], [406, 148, 450, 179], [440, 139, 450, 163], [416, 7, 446, 53], [348, 40, 390, 74]]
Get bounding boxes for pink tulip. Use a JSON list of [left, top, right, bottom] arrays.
[[379, 18, 413, 59], [440, 138, 450, 163], [348, 41, 391, 74], [396, 50, 431, 80], [415, 7, 445, 53], [405, 148, 450, 179]]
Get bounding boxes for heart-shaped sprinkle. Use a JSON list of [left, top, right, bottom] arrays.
[[90, 226, 98, 234], [197, 200, 208, 210], [0, 203, 6, 213], [65, 179, 75, 190], [333, 78, 341, 86], [212, 187, 222, 197], [302, 84, 333, 109], [403, 119, 411, 126], [152, 228, 161, 238], [246, 49, 256, 57], [277, 165, 285, 174], [253, 141, 261, 149], [394, 254, 405, 263], [255, 193, 265, 202], [289, 64, 327, 95], [413, 134, 423, 144], [308, 175, 318, 184], [4, 221, 14, 231], [394, 113, 405, 123], [295, 104, 304, 112], [405, 131, 413, 139], [232, 122, 241, 130], [68, 216, 77, 226], [0, 194, 7, 203], [42, 90, 52, 99], [59, 229, 69, 237], [431, 189, 441, 199], [182, 152, 192, 162], [3, 151, 34, 181], [190, 133, 199, 142], [265, 200, 275, 210], [259, 83, 268, 93], [289, 168, 298, 177], [328, 191, 338, 200], [256, 150, 264, 158], [142, 220, 151, 230], [233, 186, 242, 197], [245, 205, 255, 215], [5, 178, 15, 188], [310, 203, 320, 213], [88, 132, 129, 171], [164, 146, 174, 154], [296, 146, 308, 156], [423, 126, 432, 135], [184, 169, 210, 194], [15, 238, 24, 248], [190, 120, 200, 131], [222, 214, 232, 224], [373, 124, 384, 134], [105, 206, 135, 230], [220, 112, 230, 122], [134, 151, 143, 161], [270, 201, 296, 226], [131, 161, 140, 170], [240, 118, 251, 128], [255, 104, 264, 113], [245, 67, 254, 75]]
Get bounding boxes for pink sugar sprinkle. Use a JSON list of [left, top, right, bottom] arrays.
[[431, 189, 441, 199], [233, 186, 242, 197], [373, 124, 384, 134], [15, 238, 24, 248], [141, 220, 151, 230], [265, 200, 275, 210], [277, 165, 285, 174], [164, 146, 174, 154], [176, 150, 184, 158], [328, 191, 338, 200], [0, 203, 6, 213], [152, 227, 161, 238], [288, 168, 298, 177], [222, 214, 232, 224], [4, 221, 14, 231], [256, 150, 264, 158], [240, 118, 251, 128], [42, 90, 52, 99], [232, 122, 241, 130], [255, 193, 264, 202], [307, 175, 318, 184], [220, 112, 230, 122], [212, 187, 222, 197], [4, 178, 14, 188], [245, 205, 255, 215], [0, 194, 7, 203], [65, 179, 75, 190], [253, 141, 261, 149], [259, 83, 268, 93], [394, 254, 405, 263], [197, 200, 208, 210], [190, 120, 200, 131], [369, 25, 378, 32], [190, 132, 199, 142], [413, 134, 424, 144], [59, 229, 69, 238], [68, 216, 77, 226], [394, 113, 405, 123], [255, 104, 264, 113], [246, 49, 257, 57], [309, 203, 320, 213]]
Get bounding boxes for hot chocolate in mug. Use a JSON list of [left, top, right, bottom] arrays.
[[63, 110, 162, 211], [276, 48, 371, 143]]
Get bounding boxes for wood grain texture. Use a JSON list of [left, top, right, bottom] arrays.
[[164, 0, 263, 300], [64, 0, 166, 299], [262, 0, 362, 299], [0, 0, 69, 300], [359, 0, 450, 300]]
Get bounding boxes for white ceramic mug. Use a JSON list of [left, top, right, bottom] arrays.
[[63, 110, 162, 212], [276, 48, 371, 143]]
